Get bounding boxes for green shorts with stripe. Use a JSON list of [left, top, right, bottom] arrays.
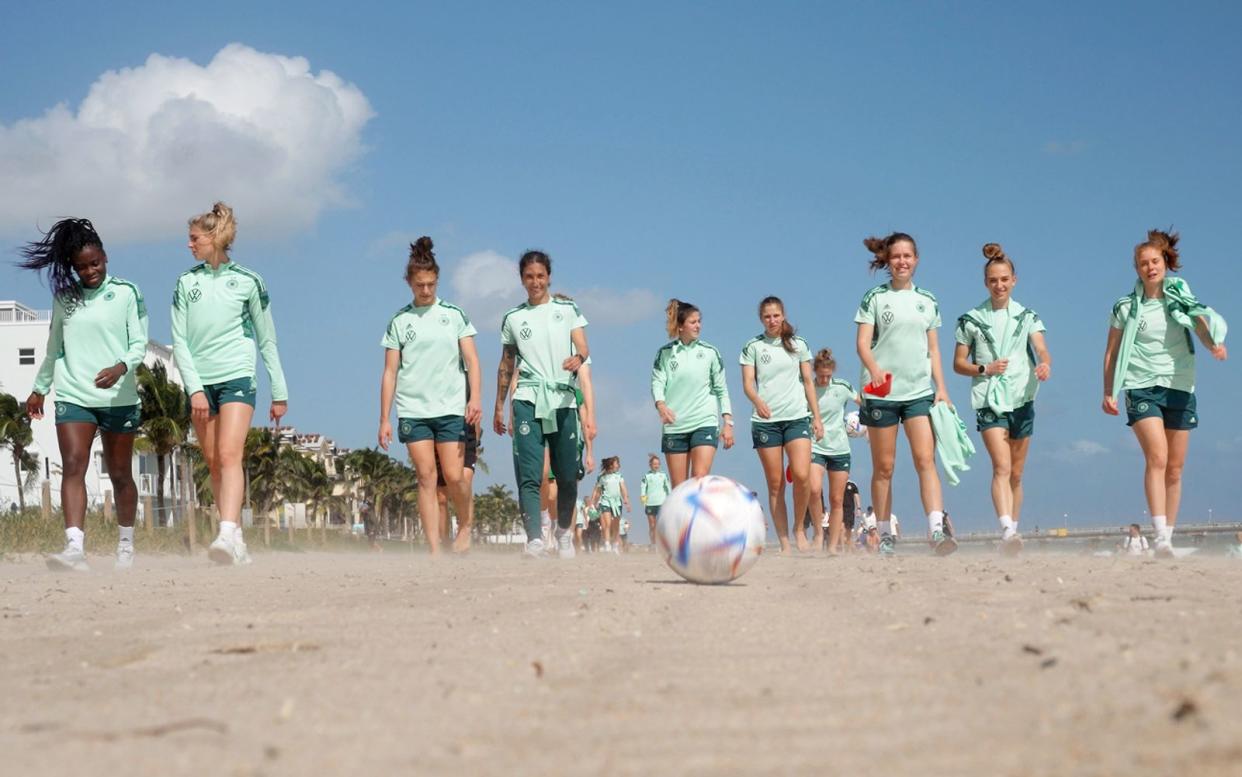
[[198, 377, 256, 415], [399, 414, 466, 444], [599, 500, 623, 516], [661, 425, 719, 453], [976, 401, 1035, 439], [811, 452, 851, 471], [751, 417, 812, 449], [860, 395, 933, 428], [54, 402, 141, 434], [1125, 387, 1198, 430]]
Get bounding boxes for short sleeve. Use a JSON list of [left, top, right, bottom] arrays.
[[853, 294, 875, 325], [1108, 299, 1129, 330], [500, 313, 515, 345], [739, 341, 755, 366], [1031, 314, 1047, 334], [457, 309, 477, 339], [381, 315, 401, 350], [954, 319, 972, 346], [572, 303, 588, 329], [797, 338, 811, 363]]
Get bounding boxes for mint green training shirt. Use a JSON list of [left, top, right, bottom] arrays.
[[1109, 296, 1196, 392], [739, 334, 812, 423], [597, 471, 624, 505], [812, 378, 855, 457], [170, 262, 288, 400], [650, 338, 732, 433], [501, 297, 587, 412], [640, 470, 672, 507], [32, 276, 148, 408], [854, 283, 941, 402], [381, 297, 477, 419], [955, 299, 1046, 411]]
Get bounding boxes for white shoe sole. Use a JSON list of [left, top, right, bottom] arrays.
[[208, 546, 235, 566], [46, 556, 90, 573]]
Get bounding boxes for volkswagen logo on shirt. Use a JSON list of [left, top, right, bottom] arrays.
[[519, 327, 533, 341], [188, 288, 203, 303], [882, 311, 895, 325], [1138, 319, 1148, 332], [760, 352, 772, 365], [669, 359, 679, 371], [404, 324, 415, 341]]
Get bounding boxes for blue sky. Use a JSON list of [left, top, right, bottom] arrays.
[[3, 1, 1240, 539]]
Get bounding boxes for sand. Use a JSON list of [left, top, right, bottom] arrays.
[[2, 547, 1241, 777]]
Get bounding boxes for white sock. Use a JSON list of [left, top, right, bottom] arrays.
[[999, 516, 1016, 532], [233, 524, 246, 544], [118, 526, 134, 544], [928, 510, 945, 534], [66, 526, 85, 551], [218, 521, 238, 540], [878, 520, 892, 536], [1163, 524, 1175, 543], [1151, 515, 1168, 541]]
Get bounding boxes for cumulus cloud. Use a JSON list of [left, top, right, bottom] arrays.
[[447, 249, 662, 330], [0, 43, 373, 242], [1054, 438, 1108, 461]]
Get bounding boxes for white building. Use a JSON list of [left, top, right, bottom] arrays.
[[0, 299, 183, 517]]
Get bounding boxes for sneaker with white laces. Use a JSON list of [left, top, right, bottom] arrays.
[[523, 538, 545, 559], [208, 533, 238, 566], [878, 533, 896, 556], [47, 545, 90, 572], [115, 542, 134, 570], [931, 529, 958, 556], [555, 528, 575, 559]]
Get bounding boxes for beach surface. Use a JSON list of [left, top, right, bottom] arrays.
[[2, 547, 1241, 776]]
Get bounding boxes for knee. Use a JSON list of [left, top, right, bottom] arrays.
[[214, 444, 244, 469], [1146, 452, 1168, 471], [1008, 468, 1024, 488], [829, 493, 844, 509], [873, 461, 895, 481], [61, 454, 89, 478], [992, 461, 1012, 480], [1165, 463, 1184, 485], [109, 470, 136, 490]]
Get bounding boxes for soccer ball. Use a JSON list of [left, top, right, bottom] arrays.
[[655, 476, 766, 584], [844, 410, 867, 439]]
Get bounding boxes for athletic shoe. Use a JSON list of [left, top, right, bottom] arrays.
[[1000, 533, 1023, 557], [931, 529, 958, 557], [115, 542, 134, 570], [47, 546, 90, 572], [1154, 539, 1175, 559], [523, 539, 545, 559], [233, 540, 253, 565], [879, 533, 896, 556], [555, 528, 575, 559], [208, 533, 238, 566]]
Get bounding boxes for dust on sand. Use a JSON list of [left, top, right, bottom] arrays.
[[2, 549, 1241, 776]]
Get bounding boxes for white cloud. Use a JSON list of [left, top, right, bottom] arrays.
[[568, 286, 664, 326], [1055, 438, 1108, 461], [0, 44, 374, 242]]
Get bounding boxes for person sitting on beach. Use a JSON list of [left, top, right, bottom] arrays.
[[1119, 523, 1149, 556]]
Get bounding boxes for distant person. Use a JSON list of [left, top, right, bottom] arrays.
[[953, 243, 1053, 557], [21, 218, 146, 572], [808, 347, 859, 554], [1226, 531, 1242, 559], [1119, 523, 1149, 556], [620, 518, 631, 552], [640, 455, 672, 547], [855, 232, 955, 557], [592, 456, 629, 555], [1102, 230, 1227, 557], [841, 480, 861, 552], [174, 202, 287, 566], [741, 296, 823, 554]]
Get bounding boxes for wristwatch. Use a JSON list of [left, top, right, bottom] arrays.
[[977, 364, 986, 375]]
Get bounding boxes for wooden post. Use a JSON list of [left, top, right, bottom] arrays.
[[143, 494, 154, 533], [41, 481, 52, 522], [103, 490, 113, 524]]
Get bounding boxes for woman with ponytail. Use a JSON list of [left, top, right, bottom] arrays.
[[740, 296, 822, 553], [650, 298, 734, 487], [809, 348, 859, 555], [854, 232, 954, 556], [172, 202, 288, 566], [953, 243, 1052, 555], [1102, 229, 1227, 557], [378, 236, 482, 555], [21, 219, 147, 571]]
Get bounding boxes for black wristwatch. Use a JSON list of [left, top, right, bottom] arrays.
[[977, 364, 986, 375]]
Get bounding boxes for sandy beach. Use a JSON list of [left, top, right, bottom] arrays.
[[2, 548, 1241, 776]]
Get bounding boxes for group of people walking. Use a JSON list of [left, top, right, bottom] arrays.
[[18, 212, 1227, 568]]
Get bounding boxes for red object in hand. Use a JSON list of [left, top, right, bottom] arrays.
[[864, 373, 892, 398], [785, 464, 793, 483]]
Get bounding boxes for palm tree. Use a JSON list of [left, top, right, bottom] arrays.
[[244, 428, 280, 543], [0, 393, 38, 512], [136, 362, 190, 523]]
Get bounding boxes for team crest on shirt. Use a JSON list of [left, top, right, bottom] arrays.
[[760, 352, 772, 365], [518, 422, 531, 436], [439, 314, 450, 326], [227, 279, 238, 289], [104, 290, 115, 301], [188, 288, 203, 303], [519, 326, 533, 341], [882, 311, 895, 325], [916, 303, 925, 313], [553, 310, 564, 322]]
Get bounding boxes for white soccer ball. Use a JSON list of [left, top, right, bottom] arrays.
[[655, 475, 766, 584], [844, 410, 867, 439]]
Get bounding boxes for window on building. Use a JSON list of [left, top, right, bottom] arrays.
[[19, 347, 35, 365]]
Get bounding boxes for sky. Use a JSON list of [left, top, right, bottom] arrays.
[[2, 1, 1240, 541]]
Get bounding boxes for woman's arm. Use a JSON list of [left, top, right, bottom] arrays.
[[379, 349, 400, 449], [459, 335, 483, 425], [856, 323, 885, 386], [801, 361, 823, 440], [927, 329, 950, 405], [741, 364, 769, 419], [1101, 327, 1122, 414], [1029, 331, 1053, 380]]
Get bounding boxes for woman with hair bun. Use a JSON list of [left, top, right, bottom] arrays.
[[953, 243, 1052, 555], [21, 218, 148, 571], [1102, 229, 1227, 557], [172, 202, 288, 566], [855, 232, 955, 556], [740, 296, 822, 554], [378, 236, 481, 555], [650, 298, 734, 487], [809, 348, 859, 555]]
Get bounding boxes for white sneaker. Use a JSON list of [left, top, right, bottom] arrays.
[[1154, 539, 1175, 559], [555, 528, 575, 559], [523, 539, 545, 559], [208, 533, 238, 566], [604, 542, 612, 553], [47, 546, 90, 572], [115, 542, 134, 570], [612, 544, 621, 555]]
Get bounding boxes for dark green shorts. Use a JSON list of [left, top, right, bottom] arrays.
[[812, 452, 851, 471], [976, 401, 1036, 439], [54, 401, 141, 433], [644, 505, 661, 517], [198, 377, 257, 414], [399, 414, 466, 444], [1125, 387, 1198, 430], [599, 500, 622, 516], [751, 417, 812, 449], [860, 395, 933, 428], [661, 425, 719, 453]]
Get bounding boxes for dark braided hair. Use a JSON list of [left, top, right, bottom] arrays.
[[18, 218, 104, 303]]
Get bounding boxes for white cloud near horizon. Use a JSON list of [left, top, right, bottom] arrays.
[[0, 44, 373, 242], [1055, 438, 1108, 461]]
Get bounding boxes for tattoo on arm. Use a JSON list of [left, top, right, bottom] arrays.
[[496, 345, 517, 410]]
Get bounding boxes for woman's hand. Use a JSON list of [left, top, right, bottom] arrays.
[[754, 399, 772, 419], [1035, 362, 1052, 381], [811, 418, 824, 441], [657, 402, 676, 425], [721, 422, 735, 449], [465, 398, 482, 426], [562, 354, 585, 372], [1210, 343, 1228, 361], [270, 401, 288, 425], [94, 363, 127, 389], [493, 408, 508, 436], [25, 392, 44, 419], [933, 389, 952, 407], [1102, 396, 1120, 416], [190, 391, 210, 424], [984, 359, 1009, 376], [378, 419, 392, 450]]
